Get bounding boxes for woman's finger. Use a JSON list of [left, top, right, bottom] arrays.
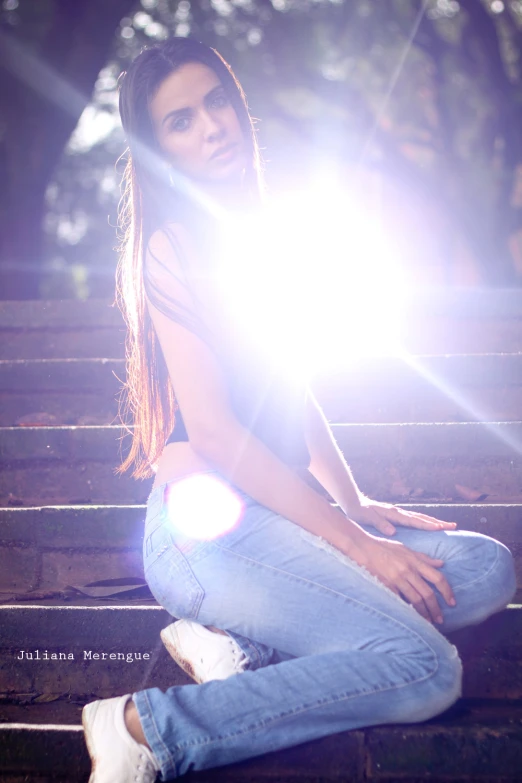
[[397, 579, 435, 624], [363, 509, 396, 535], [406, 574, 444, 624], [415, 551, 445, 568], [417, 561, 457, 607], [384, 506, 457, 530], [406, 510, 457, 529]]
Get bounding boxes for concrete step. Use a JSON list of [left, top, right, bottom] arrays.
[[0, 358, 121, 426], [0, 300, 125, 360], [2, 290, 522, 360], [313, 353, 522, 424], [3, 423, 522, 505], [0, 602, 521, 704], [1, 699, 521, 782], [5, 354, 522, 426], [0, 503, 521, 597]]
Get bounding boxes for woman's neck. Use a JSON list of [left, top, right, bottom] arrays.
[[197, 168, 247, 213]]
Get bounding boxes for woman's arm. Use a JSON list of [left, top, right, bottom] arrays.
[[195, 412, 367, 555], [303, 387, 363, 516], [303, 387, 458, 538]]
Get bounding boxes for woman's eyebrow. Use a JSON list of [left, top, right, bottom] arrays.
[[161, 85, 225, 126]]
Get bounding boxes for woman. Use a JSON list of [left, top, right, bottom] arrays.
[[82, 37, 517, 783]]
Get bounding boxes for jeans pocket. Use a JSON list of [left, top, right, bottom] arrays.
[[145, 540, 207, 620]]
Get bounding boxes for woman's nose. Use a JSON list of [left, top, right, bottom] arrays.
[[202, 110, 225, 141]]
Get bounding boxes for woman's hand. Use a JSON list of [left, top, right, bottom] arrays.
[[350, 497, 458, 537], [343, 532, 457, 625]]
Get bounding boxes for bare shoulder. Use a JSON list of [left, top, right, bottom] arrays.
[[146, 222, 189, 267], [143, 224, 235, 448]]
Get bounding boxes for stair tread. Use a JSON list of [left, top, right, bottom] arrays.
[[0, 697, 520, 728], [1, 700, 522, 783], [3, 296, 522, 780]]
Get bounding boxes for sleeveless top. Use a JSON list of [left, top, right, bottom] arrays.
[[165, 347, 311, 470], [145, 222, 311, 471]]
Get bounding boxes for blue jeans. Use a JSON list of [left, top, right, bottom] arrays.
[[133, 469, 517, 780]]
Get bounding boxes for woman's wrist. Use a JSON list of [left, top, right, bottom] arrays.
[[323, 506, 374, 558], [341, 494, 365, 518]]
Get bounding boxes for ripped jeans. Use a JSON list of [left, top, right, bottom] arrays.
[[133, 469, 517, 781]]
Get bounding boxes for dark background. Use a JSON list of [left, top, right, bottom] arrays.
[[1, 0, 522, 299]]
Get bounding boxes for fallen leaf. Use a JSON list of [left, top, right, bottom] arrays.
[[455, 484, 489, 502], [33, 693, 63, 703], [16, 412, 59, 426]]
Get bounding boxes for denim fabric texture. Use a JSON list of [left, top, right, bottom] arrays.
[[133, 469, 517, 781]]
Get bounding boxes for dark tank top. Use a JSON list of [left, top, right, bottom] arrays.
[[165, 357, 311, 470], [152, 221, 311, 471], [164, 323, 311, 470]]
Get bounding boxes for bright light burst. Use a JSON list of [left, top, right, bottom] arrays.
[[165, 473, 244, 540], [215, 178, 408, 380]]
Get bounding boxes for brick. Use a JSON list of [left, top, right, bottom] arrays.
[[314, 354, 522, 392], [0, 723, 89, 778], [2, 647, 520, 705], [462, 657, 522, 700], [3, 420, 522, 463], [403, 504, 522, 541], [39, 549, 144, 591], [0, 546, 39, 594], [1, 606, 521, 703], [3, 503, 522, 551], [0, 505, 145, 548], [0, 393, 116, 427], [315, 383, 522, 424], [0, 656, 33, 695], [0, 300, 123, 330], [5, 423, 522, 507], [1, 702, 522, 781], [0, 328, 125, 360], [0, 605, 172, 651], [0, 358, 123, 392], [365, 701, 522, 780], [3, 646, 190, 701], [0, 463, 149, 506]]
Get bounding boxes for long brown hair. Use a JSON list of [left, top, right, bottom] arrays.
[[114, 38, 265, 480]]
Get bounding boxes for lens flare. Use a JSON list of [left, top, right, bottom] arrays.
[[215, 182, 408, 380], [164, 473, 244, 541]]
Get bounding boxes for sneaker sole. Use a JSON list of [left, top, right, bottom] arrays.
[[82, 700, 100, 783], [160, 626, 204, 685]]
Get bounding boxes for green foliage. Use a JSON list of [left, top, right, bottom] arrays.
[[40, 0, 522, 294]]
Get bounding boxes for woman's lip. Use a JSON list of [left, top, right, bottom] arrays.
[[211, 143, 238, 160]]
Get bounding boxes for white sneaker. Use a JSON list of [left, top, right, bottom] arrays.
[[82, 693, 161, 783], [161, 619, 248, 684]]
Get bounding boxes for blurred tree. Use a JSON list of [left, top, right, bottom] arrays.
[[48, 0, 522, 293], [3, 0, 522, 297], [0, 0, 135, 298]]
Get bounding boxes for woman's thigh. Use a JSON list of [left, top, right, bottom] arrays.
[[143, 476, 458, 665]]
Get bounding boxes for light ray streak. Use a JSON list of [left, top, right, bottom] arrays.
[[359, 0, 431, 166], [0, 29, 87, 117], [400, 350, 522, 456]]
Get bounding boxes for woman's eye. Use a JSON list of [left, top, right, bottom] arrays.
[[171, 117, 190, 132], [212, 94, 229, 108]]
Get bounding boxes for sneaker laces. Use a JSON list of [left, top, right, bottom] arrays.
[[228, 637, 248, 673], [134, 747, 161, 782]]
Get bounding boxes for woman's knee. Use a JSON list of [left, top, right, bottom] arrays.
[[466, 534, 516, 610], [444, 531, 516, 607], [493, 539, 517, 604], [404, 639, 463, 724]]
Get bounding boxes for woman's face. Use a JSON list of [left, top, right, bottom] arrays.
[[149, 61, 247, 184]]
